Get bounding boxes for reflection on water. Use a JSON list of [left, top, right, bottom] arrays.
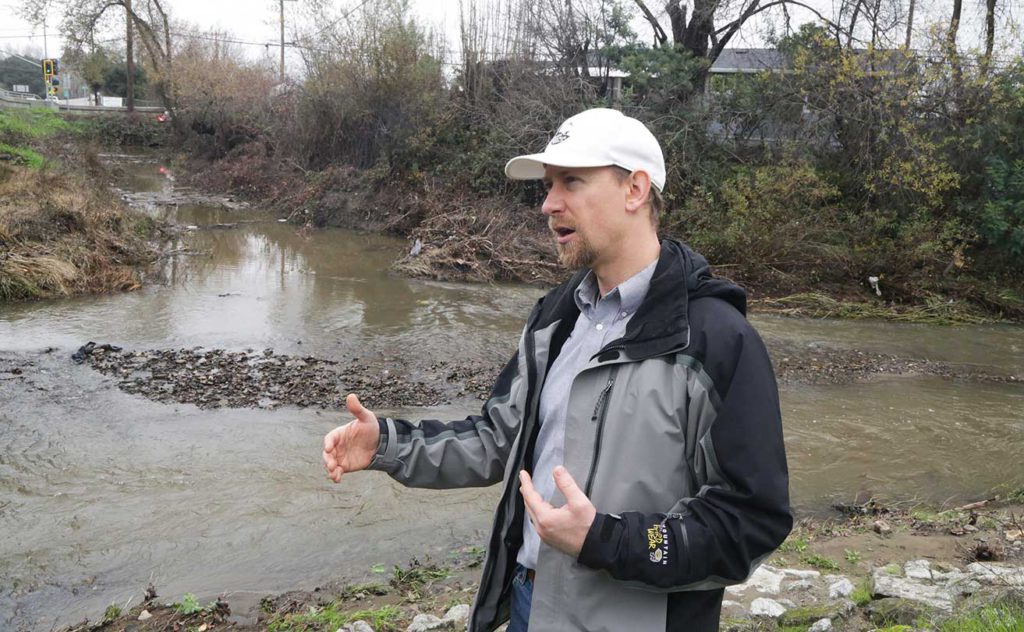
[[0, 155, 1022, 629]]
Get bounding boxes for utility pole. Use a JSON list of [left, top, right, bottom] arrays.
[[280, 0, 286, 81], [126, 0, 135, 111], [279, 0, 297, 82]]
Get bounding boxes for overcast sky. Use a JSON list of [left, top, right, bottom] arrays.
[[2, 0, 1020, 69]]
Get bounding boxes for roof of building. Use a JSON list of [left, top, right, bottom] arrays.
[[710, 48, 789, 73]]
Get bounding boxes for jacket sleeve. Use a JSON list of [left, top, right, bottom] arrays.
[[365, 337, 528, 489], [577, 322, 792, 590]]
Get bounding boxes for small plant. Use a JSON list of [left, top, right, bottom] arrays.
[[844, 549, 862, 564], [801, 553, 841, 571], [852, 579, 873, 607], [175, 592, 203, 615], [779, 534, 809, 554], [102, 604, 122, 623]]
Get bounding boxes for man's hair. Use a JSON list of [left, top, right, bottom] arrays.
[[611, 166, 663, 230]]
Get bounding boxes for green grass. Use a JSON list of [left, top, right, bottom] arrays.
[[0, 108, 80, 139], [852, 579, 873, 607], [779, 534, 809, 554], [0, 142, 46, 168], [844, 548, 862, 564], [937, 603, 1024, 631], [801, 553, 841, 571], [267, 603, 401, 632]]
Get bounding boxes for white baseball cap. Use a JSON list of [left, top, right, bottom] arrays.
[[504, 108, 666, 191]]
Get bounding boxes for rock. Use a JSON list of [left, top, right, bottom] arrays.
[[904, 559, 933, 580], [872, 567, 955, 611], [828, 577, 855, 599], [727, 565, 785, 595], [137, 610, 152, 621], [750, 597, 787, 618], [780, 567, 821, 580], [341, 621, 375, 632], [966, 562, 1024, 587], [406, 614, 446, 632], [808, 619, 833, 632], [867, 597, 936, 626], [442, 604, 471, 625], [787, 579, 816, 592], [873, 519, 892, 535]]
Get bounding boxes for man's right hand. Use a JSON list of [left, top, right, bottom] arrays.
[[322, 393, 381, 483]]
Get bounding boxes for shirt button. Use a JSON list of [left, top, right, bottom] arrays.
[[596, 323, 604, 331]]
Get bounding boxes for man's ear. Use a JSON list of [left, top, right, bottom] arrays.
[[624, 170, 652, 215]]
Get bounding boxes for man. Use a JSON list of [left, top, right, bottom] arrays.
[[323, 108, 792, 631]]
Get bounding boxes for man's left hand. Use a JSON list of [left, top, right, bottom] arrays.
[[519, 466, 596, 558]]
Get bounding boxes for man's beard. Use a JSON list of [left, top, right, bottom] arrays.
[[556, 232, 597, 269]]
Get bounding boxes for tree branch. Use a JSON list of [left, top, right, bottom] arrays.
[[631, 0, 668, 45]]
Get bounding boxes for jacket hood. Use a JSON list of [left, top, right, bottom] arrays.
[[531, 239, 747, 360]]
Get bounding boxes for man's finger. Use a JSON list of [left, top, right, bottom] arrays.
[[519, 471, 552, 512], [552, 466, 588, 506], [520, 472, 544, 527], [324, 428, 340, 453], [346, 393, 371, 421]]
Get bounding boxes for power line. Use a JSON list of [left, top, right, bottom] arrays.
[[0, 32, 61, 39]]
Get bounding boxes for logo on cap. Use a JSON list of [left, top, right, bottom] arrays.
[[548, 120, 573, 146]]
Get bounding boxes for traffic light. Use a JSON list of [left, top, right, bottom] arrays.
[[51, 59, 59, 74], [42, 59, 53, 76], [50, 77, 60, 87]]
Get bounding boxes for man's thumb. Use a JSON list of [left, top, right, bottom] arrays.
[[346, 393, 371, 421]]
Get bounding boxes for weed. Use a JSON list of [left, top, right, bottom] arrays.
[[267, 603, 401, 632], [390, 558, 450, 593], [937, 603, 1024, 631], [102, 604, 122, 623], [175, 593, 203, 615], [844, 549, 862, 564], [801, 553, 841, 571], [779, 534, 809, 554], [852, 579, 873, 607]]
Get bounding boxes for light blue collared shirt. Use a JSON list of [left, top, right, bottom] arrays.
[[518, 257, 659, 569]]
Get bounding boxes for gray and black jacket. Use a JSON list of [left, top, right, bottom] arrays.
[[369, 239, 792, 631]]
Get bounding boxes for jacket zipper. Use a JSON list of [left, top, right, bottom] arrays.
[[584, 368, 618, 496]]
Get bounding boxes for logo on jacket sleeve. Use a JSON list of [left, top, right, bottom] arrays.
[[647, 522, 669, 565]]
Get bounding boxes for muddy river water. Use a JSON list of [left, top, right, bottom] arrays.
[[1, 155, 1022, 630]]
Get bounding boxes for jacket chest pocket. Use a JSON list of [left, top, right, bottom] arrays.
[[568, 363, 694, 511]]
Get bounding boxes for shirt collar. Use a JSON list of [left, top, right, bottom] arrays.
[[573, 258, 658, 317]]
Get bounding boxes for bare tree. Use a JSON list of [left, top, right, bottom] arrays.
[[21, 0, 175, 113]]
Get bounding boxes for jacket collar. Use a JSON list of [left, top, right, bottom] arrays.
[[529, 239, 747, 360]]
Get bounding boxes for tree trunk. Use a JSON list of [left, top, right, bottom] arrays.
[[982, 0, 996, 74], [125, 0, 134, 112], [904, 0, 915, 48]]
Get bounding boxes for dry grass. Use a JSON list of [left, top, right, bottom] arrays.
[[0, 164, 156, 301]]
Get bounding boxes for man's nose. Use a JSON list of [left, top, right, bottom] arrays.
[[541, 188, 563, 216]]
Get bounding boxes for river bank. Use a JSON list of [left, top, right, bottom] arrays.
[[59, 496, 1024, 632], [181, 150, 1024, 325], [0, 109, 166, 302]]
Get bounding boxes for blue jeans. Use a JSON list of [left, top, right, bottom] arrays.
[[508, 564, 534, 632]]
